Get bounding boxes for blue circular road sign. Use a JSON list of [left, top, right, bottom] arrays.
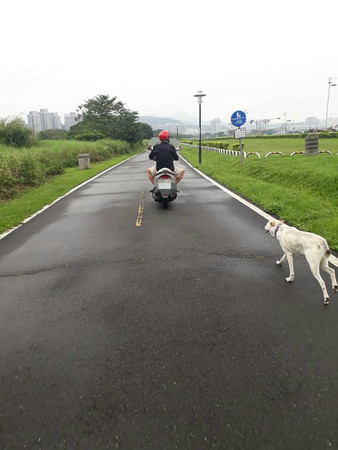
[[231, 110, 246, 127]]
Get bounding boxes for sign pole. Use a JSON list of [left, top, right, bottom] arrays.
[[230, 110, 247, 169], [239, 136, 244, 167]]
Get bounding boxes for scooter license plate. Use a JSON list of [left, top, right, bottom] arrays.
[[159, 182, 171, 190]]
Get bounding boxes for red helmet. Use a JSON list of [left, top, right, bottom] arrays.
[[159, 130, 170, 141]]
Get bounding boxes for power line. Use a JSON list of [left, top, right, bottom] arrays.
[[0, 64, 45, 83], [0, 69, 59, 92]]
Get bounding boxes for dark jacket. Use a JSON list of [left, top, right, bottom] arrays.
[[149, 141, 179, 171]]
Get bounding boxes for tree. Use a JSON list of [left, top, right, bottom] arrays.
[[67, 121, 88, 140], [0, 117, 37, 148], [138, 122, 153, 139], [75, 94, 141, 143], [39, 129, 68, 140], [74, 130, 105, 141]]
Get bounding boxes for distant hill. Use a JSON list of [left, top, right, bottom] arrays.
[[139, 116, 181, 124], [139, 116, 186, 128], [171, 111, 198, 124], [139, 113, 208, 128]]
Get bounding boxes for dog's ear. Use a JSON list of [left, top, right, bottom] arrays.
[[281, 220, 285, 223], [270, 221, 275, 227]]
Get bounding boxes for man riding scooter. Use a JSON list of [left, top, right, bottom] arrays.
[[147, 130, 185, 184]]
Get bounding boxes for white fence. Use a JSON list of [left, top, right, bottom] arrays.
[[183, 144, 335, 159]]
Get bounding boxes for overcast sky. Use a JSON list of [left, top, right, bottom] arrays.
[[1, 0, 338, 124]]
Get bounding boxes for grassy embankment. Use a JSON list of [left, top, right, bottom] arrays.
[[180, 145, 338, 251], [0, 139, 144, 234]]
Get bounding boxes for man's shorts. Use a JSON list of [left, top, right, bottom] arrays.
[[148, 165, 183, 179]]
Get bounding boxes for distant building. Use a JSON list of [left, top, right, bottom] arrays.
[[40, 109, 52, 131], [305, 117, 320, 129], [27, 111, 42, 133], [64, 112, 77, 131], [210, 118, 221, 134], [27, 109, 65, 132], [50, 112, 61, 129], [163, 122, 186, 135]]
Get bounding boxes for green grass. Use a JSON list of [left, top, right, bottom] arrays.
[[181, 146, 338, 251], [0, 152, 139, 234], [188, 137, 338, 156], [0, 139, 135, 201]]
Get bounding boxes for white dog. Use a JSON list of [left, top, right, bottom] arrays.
[[265, 220, 337, 305]]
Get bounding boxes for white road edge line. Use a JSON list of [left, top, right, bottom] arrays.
[[180, 154, 338, 268], [0, 154, 138, 241]]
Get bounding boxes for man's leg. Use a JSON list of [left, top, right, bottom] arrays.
[[147, 166, 156, 184], [174, 167, 185, 183]]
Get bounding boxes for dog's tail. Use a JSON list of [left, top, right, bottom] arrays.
[[318, 238, 331, 258]]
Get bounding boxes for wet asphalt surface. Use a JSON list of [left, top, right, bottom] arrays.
[[1, 152, 338, 450]]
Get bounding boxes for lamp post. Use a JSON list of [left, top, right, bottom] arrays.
[[325, 77, 337, 130], [194, 91, 206, 164]]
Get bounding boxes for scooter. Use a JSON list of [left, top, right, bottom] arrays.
[[151, 168, 177, 209]]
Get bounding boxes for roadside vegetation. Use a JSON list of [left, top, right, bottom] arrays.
[[0, 117, 37, 148], [180, 145, 338, 251], [0, 146, 144, 234], [185, 136, 338, 156], [0, 139, 140, 201]]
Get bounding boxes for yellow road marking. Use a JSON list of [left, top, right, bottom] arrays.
[[136, 191, 145, 227]]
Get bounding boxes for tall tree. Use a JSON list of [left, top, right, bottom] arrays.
[[75, 94, 141, 143], [138, 122, 153, 139]]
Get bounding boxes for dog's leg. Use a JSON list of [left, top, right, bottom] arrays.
[[276, 253, 287, 266], [320, 258, 338, 293], [306, 255, 330, 304], [285, 253, 295, 283]]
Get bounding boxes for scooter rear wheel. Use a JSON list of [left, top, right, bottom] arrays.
[[163, 198, 168, 209]]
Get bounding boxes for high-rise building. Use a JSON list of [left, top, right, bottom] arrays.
[[40, 109, 52, 131], [211, 118, 221, 134], [50, 112, 61, 129], [27, 111, 42, 133], [27, 109, 63, 132], [64, 112, 77, 131]]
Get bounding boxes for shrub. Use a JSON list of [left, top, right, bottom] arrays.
[[39, 129, 68, 140], [0, 117, 37, 148], [0, 139, 135, 200], [74, 130, 105, 141], [232, 143, 244, 151], [219, 143, 229, 149]]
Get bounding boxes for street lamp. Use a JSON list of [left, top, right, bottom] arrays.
[[325, 77, 337, 130], [282, 113, 293, 134], [194, 91, 206, 164]]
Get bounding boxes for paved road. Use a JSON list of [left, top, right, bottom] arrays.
[[1, 152, 338, 449]]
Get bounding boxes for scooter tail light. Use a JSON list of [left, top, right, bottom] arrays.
[[160, 175, 170, 180]]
